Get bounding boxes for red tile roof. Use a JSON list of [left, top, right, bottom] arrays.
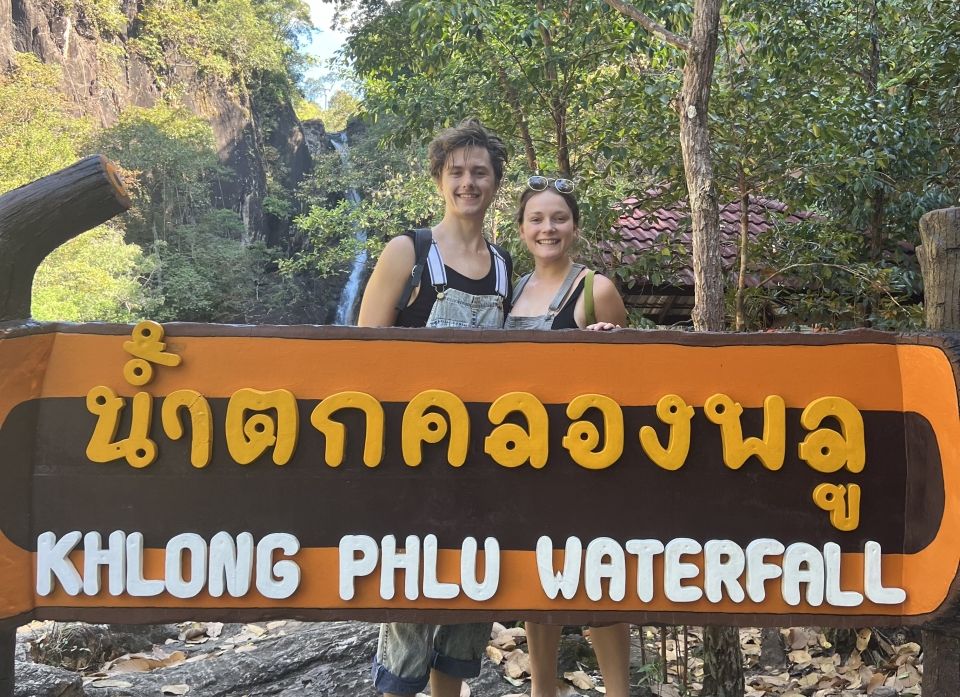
[[606, 193, 816, 287]]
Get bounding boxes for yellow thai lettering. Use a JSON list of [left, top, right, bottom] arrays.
[[85, 386, 157, 468], [225, 388, 299, 465], [122, 320, 181, 386], [704, 393, 785, 470], [161, 389, 213, 468], [798, 396, 866, 473], [402, 389, 469, 467], [484, 392, 549, 468], [562, 394, 624, 470], [639, 394, 695, 471], [813, 483, 861, 531], [310, 391, 385, 467]]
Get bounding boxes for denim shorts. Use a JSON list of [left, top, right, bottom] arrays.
[[371, 622, 492, 695]]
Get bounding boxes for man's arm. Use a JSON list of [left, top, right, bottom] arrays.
[[356, 235, 417, 327]]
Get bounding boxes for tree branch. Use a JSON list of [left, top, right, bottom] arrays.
[[602, 0, 690, 51]]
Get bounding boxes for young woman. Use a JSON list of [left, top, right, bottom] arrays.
[[506, 177, 630, 697], [506, 176, 626, 331]]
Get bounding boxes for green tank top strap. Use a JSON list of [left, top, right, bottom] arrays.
[[584, 270, 596, 326]]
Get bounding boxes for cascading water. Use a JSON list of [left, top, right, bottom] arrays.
[[332, 132, 368, 325]]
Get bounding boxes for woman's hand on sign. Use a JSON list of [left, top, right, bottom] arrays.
[[585, 321, 621, 331]]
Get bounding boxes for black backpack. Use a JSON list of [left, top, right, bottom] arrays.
[[394, 228, 433, 312]]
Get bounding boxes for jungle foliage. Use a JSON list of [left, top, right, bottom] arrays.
[[4, 0, 959, 329], [306, 0, 959, 330]]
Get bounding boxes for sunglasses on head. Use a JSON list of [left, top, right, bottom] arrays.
[[527, 175, 575, 194]]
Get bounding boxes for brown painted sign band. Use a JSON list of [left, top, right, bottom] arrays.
[[1, 323, 959, 628]]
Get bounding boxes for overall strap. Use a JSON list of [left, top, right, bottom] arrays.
[[511, 272, 533, 304], [395, 228, 434, 312], [488, 243, 509, 298], [548, 263, 586, 313], [428, 239, 509, 298]]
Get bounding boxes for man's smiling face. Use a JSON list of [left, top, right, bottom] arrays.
[[436, 146, 497, 220]]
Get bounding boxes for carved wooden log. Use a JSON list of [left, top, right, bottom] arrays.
[[0, 155, 131, 322], [917, 206, 960, 695], [0, 627, 12, 697]]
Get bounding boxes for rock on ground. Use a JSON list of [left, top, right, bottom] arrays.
[[15, 621, 529, 697]]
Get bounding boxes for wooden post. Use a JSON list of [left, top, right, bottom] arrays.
[[916, 206, 960, 695], [0, 626, 13, 697], [0, 154, 131, 322]]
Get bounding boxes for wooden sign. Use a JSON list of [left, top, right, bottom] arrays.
[[1, 321, 958, 629]]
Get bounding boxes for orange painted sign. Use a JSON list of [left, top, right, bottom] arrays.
[[0, 321, 958, 628]]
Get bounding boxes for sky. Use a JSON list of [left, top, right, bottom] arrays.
[[304, 0, 350, 95]]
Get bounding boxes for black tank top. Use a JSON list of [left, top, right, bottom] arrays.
[[550, 278, 586, 329], [394, 231, 514, 327]]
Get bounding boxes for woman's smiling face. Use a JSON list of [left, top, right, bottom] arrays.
[[518, 189, 579, 262]]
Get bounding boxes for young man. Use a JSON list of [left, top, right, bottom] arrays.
[[357, 119, 512, 697]]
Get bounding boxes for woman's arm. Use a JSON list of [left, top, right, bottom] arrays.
[[356, 235, 417, 327], [586, 273, 627, 330]]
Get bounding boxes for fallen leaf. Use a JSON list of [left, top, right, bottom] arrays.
[[490, 622, 507, 637], [104, 651, 187, 674], [459, 681, 470, 697], [502, 674, 525, 687], [856, 629, 872, 652], [866, 671, 887, 693], [235, 643, 258, 653], [178, 624, 207, 642], [161, 686, 190, 695], [563, 670, 595, 690], [787, 628, 810, 650], [206, 622, 224, 638], [90, 679, 134, 688], [485, 645, 504, 664], [788, 649, 812, 665], [504, 650, 531, 678], [244, 623, 267, 637], [266, 621, 286, 631]]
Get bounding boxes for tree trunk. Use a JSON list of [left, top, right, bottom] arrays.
[[496, 65, 538, 172], [0, 154, 131, 322], [680, 0, 724, 332], [735, 164, 749, 331], [916, 207, 960, 330], [0, 627, 12, 697], [701, 626, 744, 697], [916, 206, 960, 694], [535, 0, 572, 177], [684, 1, 741, 689]]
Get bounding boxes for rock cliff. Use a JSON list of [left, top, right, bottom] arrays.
[[0, 0, 311, 243]]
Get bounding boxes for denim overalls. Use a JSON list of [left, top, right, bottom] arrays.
[[504, 263, 586, 330], [423, 239, 509, 329]]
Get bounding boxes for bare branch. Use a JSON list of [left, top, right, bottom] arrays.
[[602, 0, 690, 51]]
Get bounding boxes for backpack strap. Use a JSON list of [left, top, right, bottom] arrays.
[[584, 270, 597, 326], [395, 228, 434, 312]]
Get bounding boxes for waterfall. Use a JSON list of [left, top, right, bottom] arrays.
[[332, 132, 368, 325]]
